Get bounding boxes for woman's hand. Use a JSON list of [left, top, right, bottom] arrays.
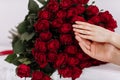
[[75, 34, 114, 62], [72, 21, 113, 43]]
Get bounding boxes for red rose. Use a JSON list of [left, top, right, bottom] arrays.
[[67, 8, 78, 18], [34, 20, 49, 32], [67, 57, 79, 66], [99, 11, 112, 23], [60, 34, 73, 45], [54, 53, 68, 68], [57, 10, 67, 19], [59, 23, 73, 33], [32, 71, 44, 80], [99, 11, 117, 30], [38, 10, 51, 20], [39, 31, 52, 41], [16, 64, 30, 78], [76, 53, 83, 60], [60, 0, 72, 9], [52, 18, 63, 28], [47, 39, 60, 51], [71, 16, 85, 23], [35, 53, 48, 68], [72, 67, 82, 79], [46, 0, 59, 12], [71, 0, 80, 4], [98, 23, 106, 28], [88, 16, 101, 25], [79, 0, 89, 4], [107, 20, 117, 31], [80, 62, 92, 69], [86, 5, 99, 17], [47, 51, 57, 62], [64, 45, 78, 54], [43, 75, 51, 80], [58, 67, 72, 77], [92, 61, 103, 66], [34, 39, 47, 52], [76, 4, 85, 14]]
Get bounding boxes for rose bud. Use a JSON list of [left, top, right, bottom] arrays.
[[32, 71, 44, 80], [71, 0, 80, 4], [60, 0, 72, 9], [47, 39, 60, 51], [76, 4, 85, 14], [57, 10, 67, 19], [71, 16, 85, 23], [16, 64, 30, 78], [72, 67, 82, 79], [88, 16, 101, 25], [47, 51, 57, 63], [99, 11, 112, 22], [46, 0, 59, 12], [39, 31, 52, 41], [54, 53, 68, 68], [67, 8, 78, 18], [59, 23, 72, 34], [34, 20, 49, 32], [76, 52, 84, 60], [35, 53, 48, 68], [43, 75, 51, 80], [34, 39, 47, 52], [79, 0, 89, 4], [52, 18, 63, 28], [86, 5, 99, 17], [67, 57, 79, 66], [60, 34, 73, 45], [64, 45, 78, 54], [58, 67, 72, 78], [38, 10, 51, 20], [80, 62, 92, 69]]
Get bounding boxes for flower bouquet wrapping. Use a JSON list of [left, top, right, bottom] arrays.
[[5, 0, 117, 80]]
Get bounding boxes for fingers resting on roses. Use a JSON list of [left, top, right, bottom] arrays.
[[72, 21, 112, 43], [73, 21, 116, 63]]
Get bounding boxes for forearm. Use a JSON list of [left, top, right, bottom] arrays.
[[108, 32, 120, 49]]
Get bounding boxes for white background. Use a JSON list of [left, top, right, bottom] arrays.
[[0, 0, 120, 80]]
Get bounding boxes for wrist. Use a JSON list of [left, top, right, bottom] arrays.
[[107, 31, 116, 44]]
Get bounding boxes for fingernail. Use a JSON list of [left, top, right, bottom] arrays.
[[72, 25, 76, 27], [75, 21, 80, 23]]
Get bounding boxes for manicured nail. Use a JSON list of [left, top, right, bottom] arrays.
[[75, 21, 80, 23], [72, 25, 76, 27]]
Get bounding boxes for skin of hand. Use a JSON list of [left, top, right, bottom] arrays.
[[75, 34, 120, 65], [72, 21, 120, 49]]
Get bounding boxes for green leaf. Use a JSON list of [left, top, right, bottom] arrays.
[[37, 0, 46, 5], [28, 0, 39, 13], [17, 21, 28, 34], [5, 54, 17, 63], [23, 61, 32, 65], [12, 59, 21, 66], [18, 58, 28, 62], [18, 58, 31, 65], [27, 13, 37, 26], [21, 32, 35, 41], [13, 40, 25, 54]]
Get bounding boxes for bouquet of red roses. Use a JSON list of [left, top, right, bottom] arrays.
[[5, 0, 117, 80]]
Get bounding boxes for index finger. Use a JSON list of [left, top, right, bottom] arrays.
[[75, 21, 94, 27]]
